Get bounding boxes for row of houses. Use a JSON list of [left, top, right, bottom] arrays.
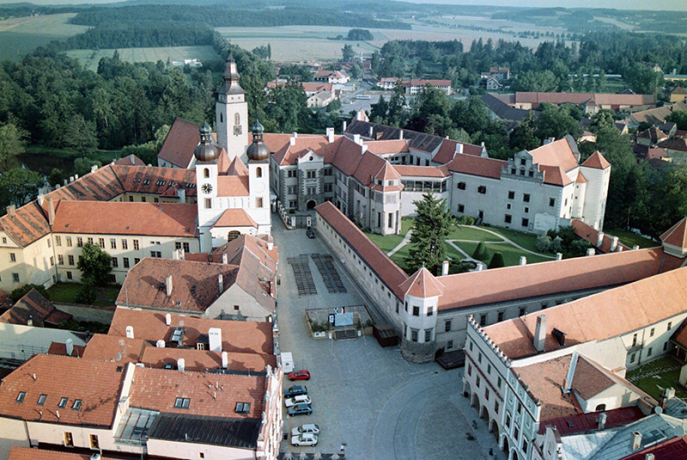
[[378, 78, 453, 95]]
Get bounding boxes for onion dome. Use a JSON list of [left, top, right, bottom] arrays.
[[194, 122, 220, 162], [246, 120, 270, 162]]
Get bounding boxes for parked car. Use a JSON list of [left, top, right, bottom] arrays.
[[289, 370, 311, 381], [306, 229, 315, 239], [291, 424, 320, 436], [285, 394, 312, 407], [291, 433, 318, 447], [287, 403, 313, 416], [284, 385, 308, 398]]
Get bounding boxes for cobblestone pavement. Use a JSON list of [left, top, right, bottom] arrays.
[[274, 219, 505, 459]]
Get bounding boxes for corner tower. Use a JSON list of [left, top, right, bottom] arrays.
[[216, 50, 249, 162]]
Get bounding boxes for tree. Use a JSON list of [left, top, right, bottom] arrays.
[[74, 158, 102, 177], [667, 111, 687, 130], [342, 44, 355, 62], [48, 168, 64, 188], [405, 193, 455, 274], [0, 168, 44, 207], [10, 284, 50, 303], [0, 123, 26, 172], [488, 252, 505, 269], [77, 243, 112, 287], [513, 70, 560, 92], [536, 234, 552, 252], [370, 95, 388, 122], [473, 242, 489, 261], [370, 51, 381, 76], [64, 115, 98, 157], [534, 104, 582, 141], [509, 112, 541, 151]]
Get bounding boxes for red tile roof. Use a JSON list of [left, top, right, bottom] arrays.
[[0, 289, 59, 325], [364, 139, 409, 155], [661, 217, 687, 249], [446, 153, 506, 179], [316, 202, 408, 299], [158, 118, 201, 168], [538, 406, 644, 436], [0, 354, 125, 427], [140, 347, 276, 373], [571, 219, 636, 253], [529, 138, 580, 172], [484, 265, 687, 359], [622, 435, 687, 460], [47, 341, 86, 357], [576, 172, 588, 184], [433, 139, 483, 164], [53, 201, 198, 237], [9, 447, 120, 460], [217, 175, 249, 196], [115, 154, 146, 166], [400, 267, 444, 298], [82, 334, 148, 363], [515, 92, 654, 108], [112, 165, 197, 197], [108, 309, 274, 355], [227, 156, 249, 176], [582, 151, 612, 169], [212, 209, 258, 228], [394, 165, 450, 178], [540, 165, 573, 186]]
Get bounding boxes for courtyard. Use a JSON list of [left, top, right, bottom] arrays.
[[626, 355, 687, 401], [273, 218, 505, 459]]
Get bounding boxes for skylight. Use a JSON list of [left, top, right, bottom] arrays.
[[72, 399, 82, 410], [58, 397, 68, 408], [235, 402, 251, 413], [174, 398, 190, 409], [16, 392, 25, 403], [37, 394, 46, 406]]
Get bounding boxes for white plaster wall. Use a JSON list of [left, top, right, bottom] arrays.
[[0, 417, 29, 460], [0, 324, 87, 360]]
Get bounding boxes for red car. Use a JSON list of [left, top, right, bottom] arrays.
[[289, 370, 311, 381]]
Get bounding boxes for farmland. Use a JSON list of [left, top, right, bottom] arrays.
[[0, 13, 89, 61], [66, 45, 220, 71]]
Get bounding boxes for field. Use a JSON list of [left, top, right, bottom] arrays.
[[66, 46, 220, 72], [0, 13, 90, 61]]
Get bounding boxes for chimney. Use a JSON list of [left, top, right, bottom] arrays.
[[209, 328, 222, 352], [556, 252, 563, 261], [455, 143, 463, 154], [369, 126, 374, 137], [173, 249, 181, 260], [442, 260, 449, 276], [222, 253, 228, 264], [587, 248, 595, 257], [326, 127, 335, 143], [633, 245, 640, 250], [267, 238, 274, 251], [598, 412, 607, 431], [126, 326, 134, 339], [166, 275, 173, 297], [597, 231, 605, 247], [46, 196, 55, 226], [165, 313, 171, 326], [289, 136, 296, 146], [177, 358, 185, 373], [544, 137, 555, 145], [631, 432, 642, 450], [617, 246, 623, 252], [342, 120, 347, 132], [37, 194, 44, 206], [353, 134, 361, 145], [90, 165, 98, 173], [645, 454, 655, 460], [476, 263, 485, 272], [6, 205, 16, 218], [534, 315, 547, 352], [218, 274, 224, 293], [65, 339, 73, 356], [27, 317, 33, 327], [292, 132, 298, 138], [156, 339, 165, 348], [399, 130, 403, 140], [69, 176, 74, 183], [519, 256, 527, 266], [610, 236, 618, 252], [222, 351, 228, 369], [177, 188, 186, 204], [74, 174, 79, 180]]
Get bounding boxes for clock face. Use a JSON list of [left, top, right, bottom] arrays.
[[201, 183, 213, 194]]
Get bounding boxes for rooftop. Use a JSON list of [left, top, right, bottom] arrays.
[[147, 413, 262, 449], [9, 447, 119, 460]]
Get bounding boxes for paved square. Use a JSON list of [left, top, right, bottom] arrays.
[[273, 220, 505, 459]]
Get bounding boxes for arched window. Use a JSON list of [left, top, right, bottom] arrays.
[[234, 113, 240, 125], [203, 168, 210, 178], [228, 231, 240, 241], [595, 404, 606, 412], [219, 113, 223, 123], [256, 167, 262, 178]]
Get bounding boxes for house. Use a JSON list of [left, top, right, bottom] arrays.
[[307, 90, 335, 108], [378, 77, 399, 90], [490, 67, 511, 81], [657, 137, 687, 162], [0, 289, 71, 327], [511, 92, 655, 113], [313, 70, 349, 84], [636, 127, 669, 146], [627, 100, 687, 127], [486, 76, 503, 91], [401, 79, 452, 95], [481, 94, 539, 124], [670, 86, 687, 103]]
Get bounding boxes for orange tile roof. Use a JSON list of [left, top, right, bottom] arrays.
[[485, 265, 687, 359], [400, 267, 444, 298], [0, 201, 52, 248], [114, 154, 146, 166], [227, 156, 249, 176], [108, 309, 274, 355], [540, 165, 573, 186], [0, 289, 57, 325], [212, 209, 258, 228], [582, 151, 611, 169], [538, 406, 644, 436], [330, 137, 365, 176], [9, 447, 119, 460], [217, 175, 249, 197], [0, 354, 125, 427], [515, 92, 654, 108], [433, 139, 483, 164], [158, 118, 201, 168], [571, 219, 635, 253], [661, 217, 687, 249], [265, 134, 339, 166], [116, 258, 238, 313], [47, 341, 86, 357], [364, 139, 410, 154], [529, 137, 580, 172], [316, 202, 408, 298], [129, 366, 266, 419], [187, 234, 278, 274], [82, 334, 148, 363], [437, 247, 666, 311], [394, 165, 451, 178], [446, 153, 506, 179], [576, 172, 588, 184], [140, 347, 276, 373], [111, 165, 197, 197], [53, 201, 198, 237]]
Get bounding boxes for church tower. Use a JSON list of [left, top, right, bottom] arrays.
[[194, 122, 220, 251], [246, 121, 272, 235], [216, 50, 249, 162]]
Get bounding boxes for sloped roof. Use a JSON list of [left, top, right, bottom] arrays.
[[265, 133, 339, 166], [114, 154, 146, 166], [529, 137, 580, 172], [658, 137, 687, 152], [515, 92, 654, 107], [433, 139, 483, 164], [158, 118, 201, 168], [576, 172, 588, 184], [661, 217, 687, 249], [582, 151, 612, 169], [227, 156, 249, 176], [364, 139, 410, 155], [571, 219, 635, 253], [140, 347, 276, 373], [217, 175, 249, 196], [82, 334, 147, 364], [394, 165, 450, 178], [400, 267, 444, 298], [9, 447, 120, 460], [481, 93, 538, 122], [330, 137, 364, 176], [212, 209, 258, 228], [622, 435, 687, 460], [541, 165, 573, 186], [0, 289, 57, 325], [538, 406, 644, 436], [630, 101, 687, 125], [446, 153, 506, 179]]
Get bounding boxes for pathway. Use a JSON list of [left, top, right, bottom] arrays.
[[388, 229, 413, 257], [465, 226, 555, 260]]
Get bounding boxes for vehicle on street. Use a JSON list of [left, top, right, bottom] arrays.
[[291, 424, 320, 436], [289, 370, 311, 381], [287, 403, 313, 416], [306, 229, 315, 239], [284, 385, 308, 398], [285, 394, 312, 407], [291, 433, 318, 447]]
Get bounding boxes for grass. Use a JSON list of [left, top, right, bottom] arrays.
[[605, 228, 659, 249], [47, 282, 121, 307], [447, 225, 502, 242], [626, 355, 687, 400], [364, 217, 413, 253], [66, 46, 220, 72], [0, 14, 90, 61]]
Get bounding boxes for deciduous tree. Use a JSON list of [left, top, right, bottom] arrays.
[[77, 243, 112, 287]]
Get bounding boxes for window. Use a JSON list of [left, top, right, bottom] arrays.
[[49, 256, 54, 267], [256, 167, 263, 178], [485, 387, 490, 401], [647, 347, 653, 357], [403, 323, 407, 338], [123, 258, 130, 269], [478, 353, 482, 364], [121, 239, 128, 250], [111, 258, 118, 268], [476, 375, 481, 388], [424, 329, 432, 342], [55, 236, 61, 246], [445, 320, 452, 332], [457, 182, 466, 190], [524, 207, 529, 214], [479, 314, 486, 326], [520, 158, 526, 166], [513, 426, 520, 441], [58, 255, 64, 265], [664, 342, 669, 351], [175, 242, 182, 250], [16, 392, 25, 403], [522, 218, 529, 227], [516, 402, 522, 414], [174, 398, 191, 409], [306, 170, 316, 179], [522, 439, 528, 454], [523, 193, 530, 202], [9, 253, 16, 262], [497, 311, 504, 322], [257, 197, 264, 208], [12, 273, 19, 283], [37, 394, 47, 405], [427, 307, 434, 316], [467, 364, 472, 376], [497, 376, 502, 389], [133, 240, 139, 250], [234, 113, 240, 125], [413, 306, 420, 317], [204, 168, 209, 178], [632, 333, 637, 347], [469, 341, 473, 351], [630, 353, 636, 363], [324, 184, 333, 193], [324, 168, 333, 176], [67, 271, 72, 280], [595, 404, 606, 412], [388, 213, 394, 229], [234, 305, 240, 311], [129, 196, 134, 202], [457, 204, 464, 213], [668, 322, 673, 331], [77, 237, 83, 247], [494, 401, 500, 414], [549, 198, 555, 207], [487, 364, 492, 374], [134, 258, 140, 265], [73, 400, 83, 411], [68, 255, 74, 265], [411, 329, 418, 342], [477, 185, 487, 194], [98, 238, 105, 248], [508, 191, 515, 199], [650, 328, 655, 337], [519, 307, 526, 316], [66, 237, 72, 247], [447, 340, 454, 349], [505, 413, 511, 428], [151, 251, 162, 258], [504, 214, 512, 224], [235, 402, 251, 413], [58, 397, 68, 408], [64, 432, 74, 447], [183, 243, 190, 253], [205, 198, 211, 209]]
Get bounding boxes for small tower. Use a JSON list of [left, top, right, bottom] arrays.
[[246, 120, 271, 234], [194, 122, 220, 251], [216, 50, 249, 161]]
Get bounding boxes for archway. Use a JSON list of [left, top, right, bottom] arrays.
[[227, 231, 240, 241], [490, 420, 499, 443], [480, 405, 489, 422], [307, 200, 317, 210], [463, 381, 471, 398], [471, 394, 480, 411], [501, 435, 510, 454]]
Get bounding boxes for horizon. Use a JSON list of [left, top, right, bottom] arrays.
[[398, 0, 687, 12]]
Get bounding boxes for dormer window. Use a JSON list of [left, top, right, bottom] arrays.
[[520, 158, 526, 166], [16, 392, 25, 403]]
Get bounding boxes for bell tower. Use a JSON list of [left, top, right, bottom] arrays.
[[246, 121, 272, 235], [194, 122, 220, 252], [216, 50, 249, 162]]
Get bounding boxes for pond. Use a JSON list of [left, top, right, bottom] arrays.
[[17, 151, 77, 176]]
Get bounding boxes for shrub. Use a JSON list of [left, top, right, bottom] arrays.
[[473, 242, 489, 260], [488, 252, 505, 269], [456, 215, 476, 225], [552, 236, 563, 253], [536, 234, 552, 252]]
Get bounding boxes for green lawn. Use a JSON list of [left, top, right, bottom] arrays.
[[0, 14, 90, 62], [481, 225, 546, 253], [447, 225, 502, 242], [48, 282, 121, 307], [66, 46, 221, 72], [364, 217, 413, 253], [605, 228, 659, 249], [626, 356, 687, 400]]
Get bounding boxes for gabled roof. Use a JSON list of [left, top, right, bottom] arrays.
[[140, 347, 276, 373], [446, 153, 506, 179], [658, 136, 687, 152], [158, 118, 202, 168], [227, 156, 249, 176], [0, 354, 126, 427], [538, 406, 644, 436], [212, 209, 258, 228], [364, 139, 410, 155], [114, 154, 146, 166], [582, 151, 612, 169], [265, 133, 339, 166], [529, 137, 580, 172], [217, 175, 249, 196], [673, 86, 687, 95], [621, 435, 687, 460], [661, 217, 687, 249], [571, 219, 635, 254], [515, 92, 655, 107], [541, 165, 573, 186], [0, 288, 59, 325], [630, 101, 687, 125], [400, 267, 444, 298], [394, 165, 450, 178], [481, 93, 538, 122], [82, 334, 148, 364]]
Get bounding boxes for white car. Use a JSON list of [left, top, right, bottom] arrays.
[[291, 423, 320, 437], [291, 433, 318, 447], [284, 394, 312, 407]]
